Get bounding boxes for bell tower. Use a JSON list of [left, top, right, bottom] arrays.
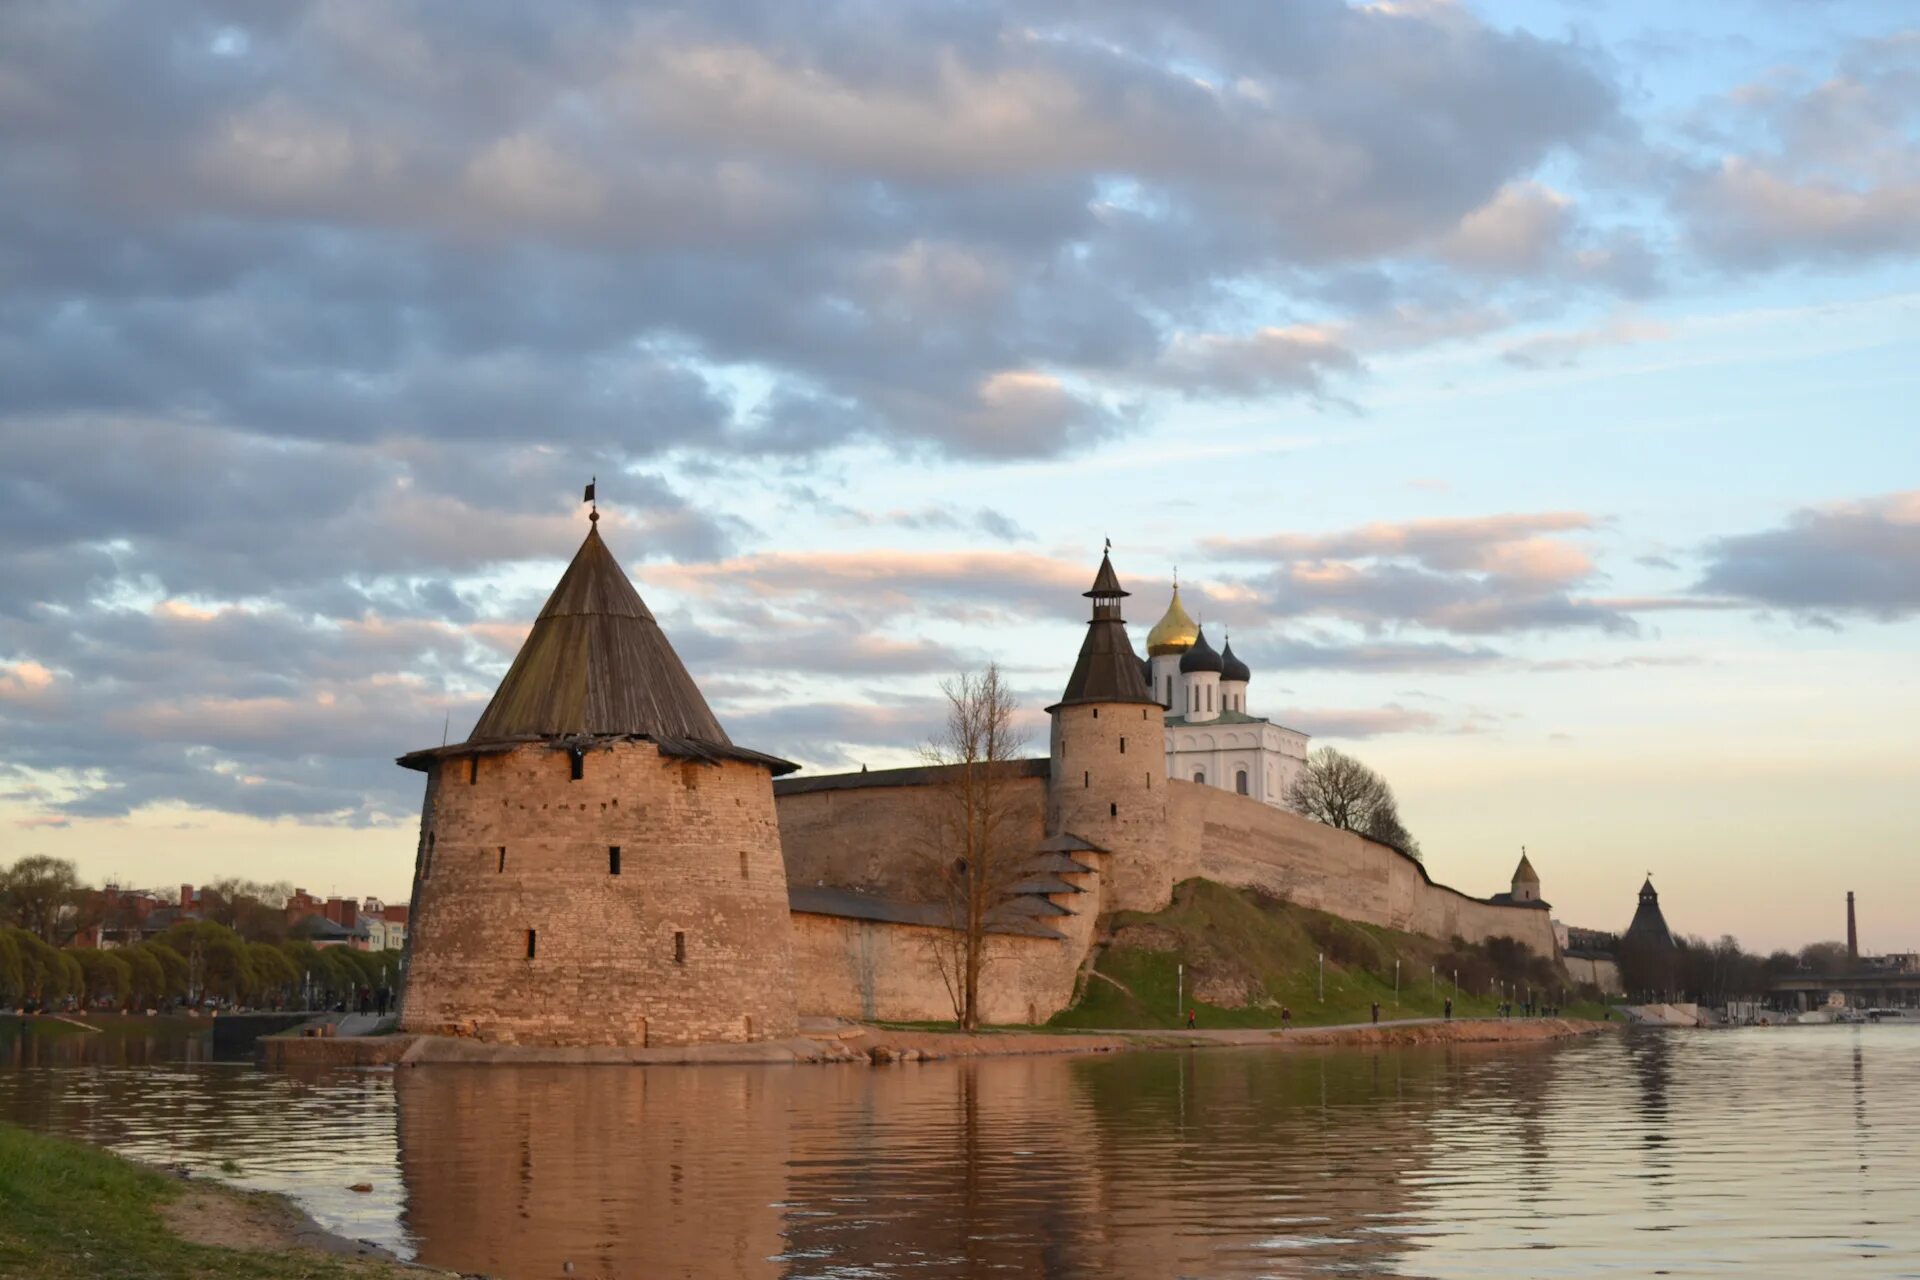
[[1047, 549, 1170, 912]]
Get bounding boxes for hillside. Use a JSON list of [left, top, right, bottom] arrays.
[[1049, 878, 1607, 1030]]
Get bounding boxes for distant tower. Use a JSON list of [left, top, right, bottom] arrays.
[[1510, 851, 1541, 904], [1048, 550, 1169, 912], [1624, 876, 1676, 950], [1847, 890, 1859, 964], [397, 511, 800, 1047], [1620, 875, 1680, 1001]]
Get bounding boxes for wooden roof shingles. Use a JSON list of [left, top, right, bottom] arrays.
[[402, 523, 797, 775]]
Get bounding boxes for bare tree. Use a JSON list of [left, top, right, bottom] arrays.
[[1286, 748, 1422, 860], [915, 664, 1028, 1030]]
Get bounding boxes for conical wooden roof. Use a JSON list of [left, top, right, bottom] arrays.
[[1054, 553, 1157, 708], [467, 524, 731, 745]]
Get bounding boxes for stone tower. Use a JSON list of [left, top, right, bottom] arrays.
[[1046, 551, 1168, 913], [397, 514, 800, 1047], [1510, 852, 1541, 904]]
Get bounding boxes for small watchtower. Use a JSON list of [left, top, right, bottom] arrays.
[[396, 503, 800, 1047], [1510, 852, 1542, 904], [1046, 549, 1168, 912]]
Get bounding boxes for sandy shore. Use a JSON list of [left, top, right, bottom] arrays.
[[263, 1015, 1612, 1068]]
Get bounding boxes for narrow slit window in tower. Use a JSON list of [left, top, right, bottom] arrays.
[[525, 929, 537, 960], [1092, 707, 1099, 719], [1119, 737, 1126, 754], [609, 846, 622, 876], [1109, 802, 1117, 817], [1083, 771, 1089, 789], [498, 846, 506, 873], [673, 931, 686, 964], [468, 756, 478, 785], [423, 832, 435, 880], [569, 750, 584, 781], [739, 850, 750, 881]]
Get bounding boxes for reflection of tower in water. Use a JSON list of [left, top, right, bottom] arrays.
[[393, 1066, 791, 1278]]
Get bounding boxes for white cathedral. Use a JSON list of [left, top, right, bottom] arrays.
[[1140, 583, 1311, 808]]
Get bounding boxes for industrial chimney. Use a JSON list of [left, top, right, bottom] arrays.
[[1847, 890, 1859, 965]]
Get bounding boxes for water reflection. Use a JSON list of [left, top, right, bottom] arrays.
[[4, 1029, 1920, 1277]]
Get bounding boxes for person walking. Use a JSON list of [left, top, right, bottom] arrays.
[[1370, 1001, 1380, 1025], [1186, 1008, 1197, 1030], [1280, 1005, 1292, 1031], [1444, 996, 1453, 1020]]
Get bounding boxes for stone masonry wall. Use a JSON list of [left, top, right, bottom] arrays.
[[1161, 779, 1560, 956], [776, 772, 1048, 901], [789, 897, 1095, 1025], [401, 740, 798, 1046], [1047, 702, 1168, 912]]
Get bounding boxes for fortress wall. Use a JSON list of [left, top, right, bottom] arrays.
[[401, 741, 798, 1047], [790, 907, 1089, 1025], [1564, 954, 1622, 994], [1161, 780, 1559, 955], [775, 769, 1048, 900]]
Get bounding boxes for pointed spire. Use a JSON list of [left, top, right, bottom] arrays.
[[1054, 548, 1156, 708], [466, 522, 731, 745], [1085, 550, 1127, 601], [1625, 874, 1676, 950]]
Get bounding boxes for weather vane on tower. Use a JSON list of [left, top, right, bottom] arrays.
[[584, 476, 598, 524]]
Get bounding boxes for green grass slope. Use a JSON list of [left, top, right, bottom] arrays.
[[1049, 879, 1609, 1030]]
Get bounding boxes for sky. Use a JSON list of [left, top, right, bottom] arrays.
[[1, 0, 1915, 954]]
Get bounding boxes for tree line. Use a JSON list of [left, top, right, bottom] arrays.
[[1617, 932, 1860, 1005], [1, 855, 398, 1013], [1, 919, 401, 1012]]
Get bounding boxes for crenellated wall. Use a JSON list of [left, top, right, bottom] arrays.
[[402, 740, 798, 1046]]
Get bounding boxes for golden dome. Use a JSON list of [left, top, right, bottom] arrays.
[[1145, 585, 1198, 657]]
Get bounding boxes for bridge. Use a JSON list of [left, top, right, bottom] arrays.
[[1769, 970, 1920, 1011]]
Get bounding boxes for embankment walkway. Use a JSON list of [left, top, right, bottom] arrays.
[[263, 1015, 1612, 1068]]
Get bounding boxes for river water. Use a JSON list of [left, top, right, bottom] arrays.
[[2, 1021, 1916, 1278]]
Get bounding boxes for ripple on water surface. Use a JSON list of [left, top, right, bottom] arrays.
[[3, 1023, 1919, 1278]]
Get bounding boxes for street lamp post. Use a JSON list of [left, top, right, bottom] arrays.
[[1395, 959, 1400, 1008], [1318, 952, 1324, 1003]]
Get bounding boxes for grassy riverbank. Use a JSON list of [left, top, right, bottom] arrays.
[[0, 1122, 415, 1279], [1049, 880, 1612, 1031]]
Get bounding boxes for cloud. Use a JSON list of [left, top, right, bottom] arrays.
[[1205, 512, 1633, 636], [0, 0, 1623, 468], [1676, 34, 1920, 267], [1694, 490, 1920, 619], [1149, 326, 1360, 399], [1277, 704, 1443, 739], [1436, 182, 1572, 273], [1499, 314, 1672, 369]]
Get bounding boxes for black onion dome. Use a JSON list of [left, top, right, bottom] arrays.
[[1219, 638, 1251, 684], [1180, 626, 1223, 674]]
